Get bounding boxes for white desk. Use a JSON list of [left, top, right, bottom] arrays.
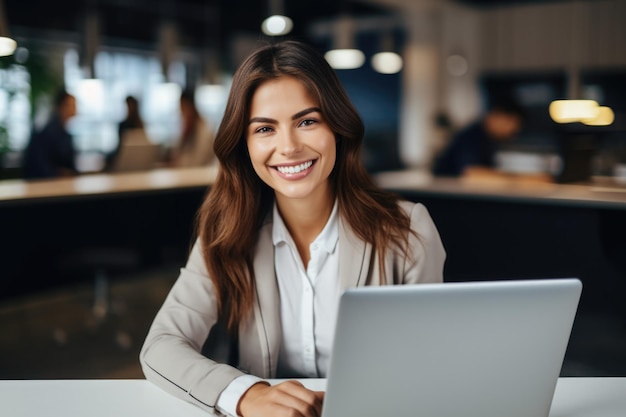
[[0, 378, 624, 416]]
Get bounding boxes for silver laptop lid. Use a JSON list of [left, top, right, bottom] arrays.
[[322, 278, 582, 417]]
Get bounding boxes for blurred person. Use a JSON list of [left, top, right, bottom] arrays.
[[118, 95, 146, 144], [105, 95, 151, 170], [433, 96, 550, 181], [170, 88, 216, 168], [23, 89, 78, 179], [431, 111, 454, 159], [140, 40, 446, 417]]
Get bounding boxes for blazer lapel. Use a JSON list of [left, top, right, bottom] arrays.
[[248, 221, 281, 378], [338, 215, 373, 291]]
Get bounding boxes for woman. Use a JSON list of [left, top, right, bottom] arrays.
[[140, 40, 446, 417]]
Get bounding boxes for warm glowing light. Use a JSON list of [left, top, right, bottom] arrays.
[[582, 106, 615, 126], [549, 100, 599, 123], [0, 36, 16, 56], [324, 49, 365, 70], [261, 15, 293, 36], [371, 52, 403, 74]]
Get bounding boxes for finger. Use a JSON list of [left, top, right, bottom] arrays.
[[273, 382, 323, 417], [239, 384, 311, 417], [276, 381, 322, 405]]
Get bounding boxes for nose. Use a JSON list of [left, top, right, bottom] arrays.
[[277, 128, 301, 156]]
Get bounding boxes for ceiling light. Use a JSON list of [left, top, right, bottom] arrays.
[[371, 32, 402, 74], [0, 0, 16, 56], [0, 36, 15, 56], [261, 15, 293, 36], [325, 49, 365, 70], [582, 106, 615, 126], [261, 0, 293, 36], [549, 100, 599, 123], [325, 15, 364, 70], [372, 51, 403, 74]]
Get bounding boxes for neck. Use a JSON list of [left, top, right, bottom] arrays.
[[275, 188, 334, 267]]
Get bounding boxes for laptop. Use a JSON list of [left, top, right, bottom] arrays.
[[321, 278, 582, 417], [112, 143, 161, 172]]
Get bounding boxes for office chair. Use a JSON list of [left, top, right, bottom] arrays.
[[56, 246, 141, 350]]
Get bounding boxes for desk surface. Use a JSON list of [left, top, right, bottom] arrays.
[[0, 166, 218, 205], [375, 170, 626, 209], [0, 378, 624, 417], [1, 167, 622, 224], [3, 167, 626, 209]]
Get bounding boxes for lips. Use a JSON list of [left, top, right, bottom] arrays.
[[274, 160, 315, 174]]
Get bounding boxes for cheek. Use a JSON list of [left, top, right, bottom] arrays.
[[322, 135, 337, 165], [247, 139, 262, 162], [247, 140, 272, 176], [328, 144, 337, 168]]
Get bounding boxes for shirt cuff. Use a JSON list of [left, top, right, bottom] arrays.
[[215, 374, 266, 417]]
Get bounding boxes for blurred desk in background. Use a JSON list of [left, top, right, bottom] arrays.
[[0, 166, 217, 205], [375, 169, 626, 376], [373, 170, 626, 286], [375, 170, 626, 209], [0, 167, 217, 299]]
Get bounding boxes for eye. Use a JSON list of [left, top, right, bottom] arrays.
[[254, 126, 274, 134], [298, 119, 317, 127]]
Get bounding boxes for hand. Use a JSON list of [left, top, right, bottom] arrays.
[[237, 380, 325, 417]]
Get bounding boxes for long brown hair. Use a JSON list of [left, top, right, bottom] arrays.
[[197, 40, 413, 330]]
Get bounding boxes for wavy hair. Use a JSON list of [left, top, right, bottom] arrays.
[[197, 40, 412, 330]]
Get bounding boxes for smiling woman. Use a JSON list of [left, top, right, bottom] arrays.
[[139, 40, 446, 417], [247, 77, 336, 210]]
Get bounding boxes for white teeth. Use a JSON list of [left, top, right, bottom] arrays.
[[276, 160, 313, 174]]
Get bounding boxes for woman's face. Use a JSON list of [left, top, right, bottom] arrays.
[[246, 76, 336, 205]]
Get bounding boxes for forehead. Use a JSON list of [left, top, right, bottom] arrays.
[[249, 76, 318, 113]]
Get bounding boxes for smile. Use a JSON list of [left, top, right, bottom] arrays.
[[274, 160, 315, 174]]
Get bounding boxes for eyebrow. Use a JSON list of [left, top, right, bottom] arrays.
[[292, 107, 321, 120], [248, 107, 321, 125]]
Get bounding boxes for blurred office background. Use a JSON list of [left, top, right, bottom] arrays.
[[1, 0, 624, 177], [1, 0, 626, 379]]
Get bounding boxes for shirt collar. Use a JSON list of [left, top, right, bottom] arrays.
[[272, 200, 339, 254]]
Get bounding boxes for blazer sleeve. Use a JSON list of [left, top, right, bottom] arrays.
[[400, 201, 446, 284], [139, 239, 244, 412]]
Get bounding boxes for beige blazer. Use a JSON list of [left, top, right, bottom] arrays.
[[140, 201, 445, 413]]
